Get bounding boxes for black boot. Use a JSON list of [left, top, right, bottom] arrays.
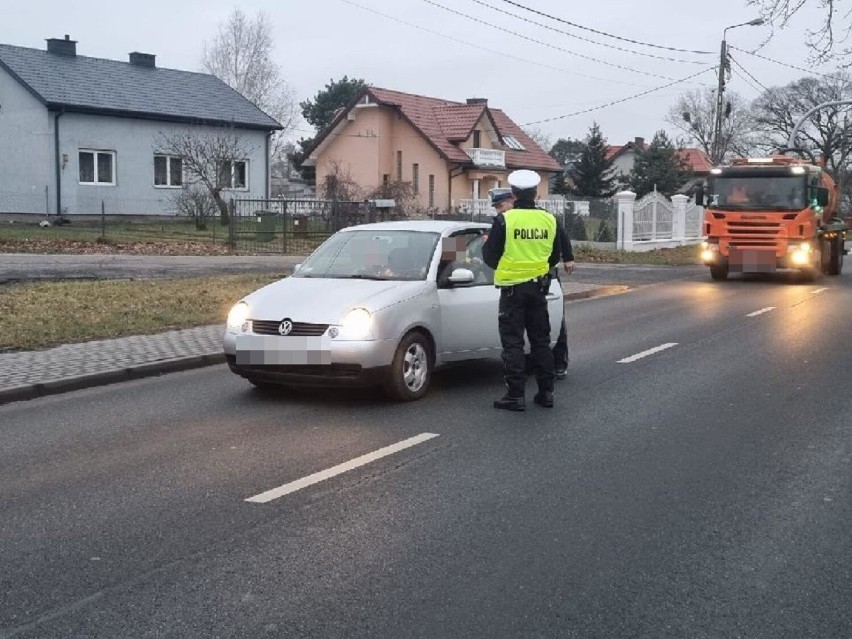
[[533, 390, 554, 408], [494, 395, 526, 411]]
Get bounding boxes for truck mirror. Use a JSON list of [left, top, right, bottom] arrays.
[[816, 187, 829, 207], [694, 183, 705, 207]]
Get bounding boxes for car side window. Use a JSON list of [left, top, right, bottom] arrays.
[[438, 231, 494, 287]]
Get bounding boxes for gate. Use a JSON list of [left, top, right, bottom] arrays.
[[228, 198, 387, 254], [633, 192, 674, 241]]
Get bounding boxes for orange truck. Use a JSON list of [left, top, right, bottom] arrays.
[[697, 150, 848, 280]]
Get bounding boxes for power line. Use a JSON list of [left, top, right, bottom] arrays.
[[731, 67, 765, 95], [728, 45, 836, 79], [467, 0, 707, 64], [421, 0, 698, 82], [499, 0, 715, 55], [521, 67, 715, 125], [728, 56, 770, 93], [339, 0, 656, 88]]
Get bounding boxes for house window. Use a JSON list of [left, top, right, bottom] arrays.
[[413, 164, 420, 195], [154, 155, 183, 187], [429, 175, 435, 208], [473, 130, 481, 148], [79, 150, 115, 185], [219, 160, 248, 189], [383, 174, 390, 185], [396, 151, 402, 181], [503, 135, 526, 151]]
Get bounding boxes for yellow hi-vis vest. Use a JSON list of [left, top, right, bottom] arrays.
[[494, 208, 556, 286]]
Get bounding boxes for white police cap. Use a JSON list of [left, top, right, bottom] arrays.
[[507, 169, 541, 190]]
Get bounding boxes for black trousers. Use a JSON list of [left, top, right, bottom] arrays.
[[498, 279, 554, 397]]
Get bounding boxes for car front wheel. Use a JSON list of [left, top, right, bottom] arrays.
[[385, 331, 432, 401]]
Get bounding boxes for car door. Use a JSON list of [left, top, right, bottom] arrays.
[[436, 230, 501, 361]]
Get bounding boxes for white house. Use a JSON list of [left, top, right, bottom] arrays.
[[0, 36, 282, 216]]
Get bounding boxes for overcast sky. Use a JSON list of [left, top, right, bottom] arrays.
[[3, 0, 840, 148]]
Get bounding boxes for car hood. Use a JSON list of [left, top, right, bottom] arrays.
[[243, 277, 429, 324]]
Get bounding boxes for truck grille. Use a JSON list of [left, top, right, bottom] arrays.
[[251, 320, 329, 336]]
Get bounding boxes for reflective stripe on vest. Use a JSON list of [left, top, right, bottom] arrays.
[[494, 208, 556, 286]]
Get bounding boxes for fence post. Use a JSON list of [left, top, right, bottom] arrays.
[[227, 198, 235, 250], [615, 191, 636, 251], [671, 194, 688, 244]]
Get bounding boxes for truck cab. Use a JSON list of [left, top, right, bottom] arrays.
[[699, 155, 846, 280]]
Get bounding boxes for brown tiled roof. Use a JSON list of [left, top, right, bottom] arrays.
[[678, 148, 713, 174], [340, 87, 562, 172]]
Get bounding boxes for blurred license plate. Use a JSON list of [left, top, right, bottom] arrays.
[[235, 335, 332, 365], [729, 249, 775, 273]]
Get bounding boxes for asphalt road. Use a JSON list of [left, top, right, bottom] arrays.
[[1, 269, 850, 638], [0, 251, 703, 287]]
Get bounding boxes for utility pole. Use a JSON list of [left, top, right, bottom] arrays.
[[712, 19, 764, 165]]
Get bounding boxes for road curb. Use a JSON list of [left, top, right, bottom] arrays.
[[0, 353, 226, 406], [564, 285, 630, 301]]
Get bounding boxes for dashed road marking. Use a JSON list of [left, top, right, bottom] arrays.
[[812, 288, 829, 295], [618, 343, 678, 364], [245, 432, 440, 504], [746, 307, 776, 317]]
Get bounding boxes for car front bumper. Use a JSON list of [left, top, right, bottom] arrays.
[[223, 330, 397, 388]]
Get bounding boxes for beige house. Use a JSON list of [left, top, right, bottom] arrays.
[[305, 87, 562, 213]]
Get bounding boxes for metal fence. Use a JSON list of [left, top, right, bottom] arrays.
[[227, 198, 404, 254]]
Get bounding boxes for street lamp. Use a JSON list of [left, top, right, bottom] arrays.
[[711, 18, 765, 164]]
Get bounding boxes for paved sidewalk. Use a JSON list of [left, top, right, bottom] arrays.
[[0, 281, 627, 406]]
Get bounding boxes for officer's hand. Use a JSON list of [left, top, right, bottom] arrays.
[[562, 260, 575, 275]]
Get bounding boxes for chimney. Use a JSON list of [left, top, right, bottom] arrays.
[[46, 35, 77, 57], [129, 52, 156, 68], [466, 98, 488, 106], [634, 137, 645, 149]]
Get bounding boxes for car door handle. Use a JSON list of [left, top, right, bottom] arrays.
[[546, 294, 560, 301]]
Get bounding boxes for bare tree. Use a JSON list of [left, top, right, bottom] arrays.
[[746, 0, 852, 65], [751, 72, 852, 172], [523, 126, 553, 153], [155, 128, 252, 225], [202, 8, 297, 161], [666, 88, 757, 163]]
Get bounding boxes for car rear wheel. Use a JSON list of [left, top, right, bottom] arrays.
[[385, 331, 432, 401]]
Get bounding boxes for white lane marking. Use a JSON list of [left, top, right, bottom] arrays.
[[618, 343, 678, 364], [812, 288, 829, 295], [245, 432, 440, 504], [746, 307, 776, 317]]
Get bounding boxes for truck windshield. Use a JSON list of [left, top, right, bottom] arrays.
[[707, 176, 807, 211]]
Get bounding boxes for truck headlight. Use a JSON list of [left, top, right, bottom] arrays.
[[789, 242, 812, 266], [701, 241, 719, 262]]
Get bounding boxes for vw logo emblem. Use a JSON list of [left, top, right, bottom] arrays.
[[278, 319, 293, 336]]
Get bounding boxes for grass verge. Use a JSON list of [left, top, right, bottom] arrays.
[[0, 273, 284, 351], [574, 244, 702, 266]]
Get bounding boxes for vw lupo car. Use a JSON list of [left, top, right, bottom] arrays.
[[224, 220, 564, 401]]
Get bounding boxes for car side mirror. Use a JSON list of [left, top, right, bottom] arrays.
[[448, 268, 475, 285]]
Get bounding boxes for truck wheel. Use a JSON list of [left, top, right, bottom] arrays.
[[710, 264, 728, 280], [827, 237, 844, 275], [384, 331, 433, 401]]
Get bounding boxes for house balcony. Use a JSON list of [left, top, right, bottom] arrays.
[[464, 148, 506, 168]]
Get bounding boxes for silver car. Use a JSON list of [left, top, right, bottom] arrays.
[[224, 220, 564, 401]]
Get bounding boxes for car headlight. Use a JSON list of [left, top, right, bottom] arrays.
[[227, 301, 250, 331], [340, 308, 373, 339]]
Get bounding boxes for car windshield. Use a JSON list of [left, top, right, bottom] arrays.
[[293, 229, 440, 280], [707, 176, 807, 211]]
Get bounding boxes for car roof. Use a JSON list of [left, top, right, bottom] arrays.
[[339, 220, 491, 234]]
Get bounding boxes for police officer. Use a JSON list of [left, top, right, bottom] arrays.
[[483, 170, 569, 411], [489, 186, 574, 381]]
